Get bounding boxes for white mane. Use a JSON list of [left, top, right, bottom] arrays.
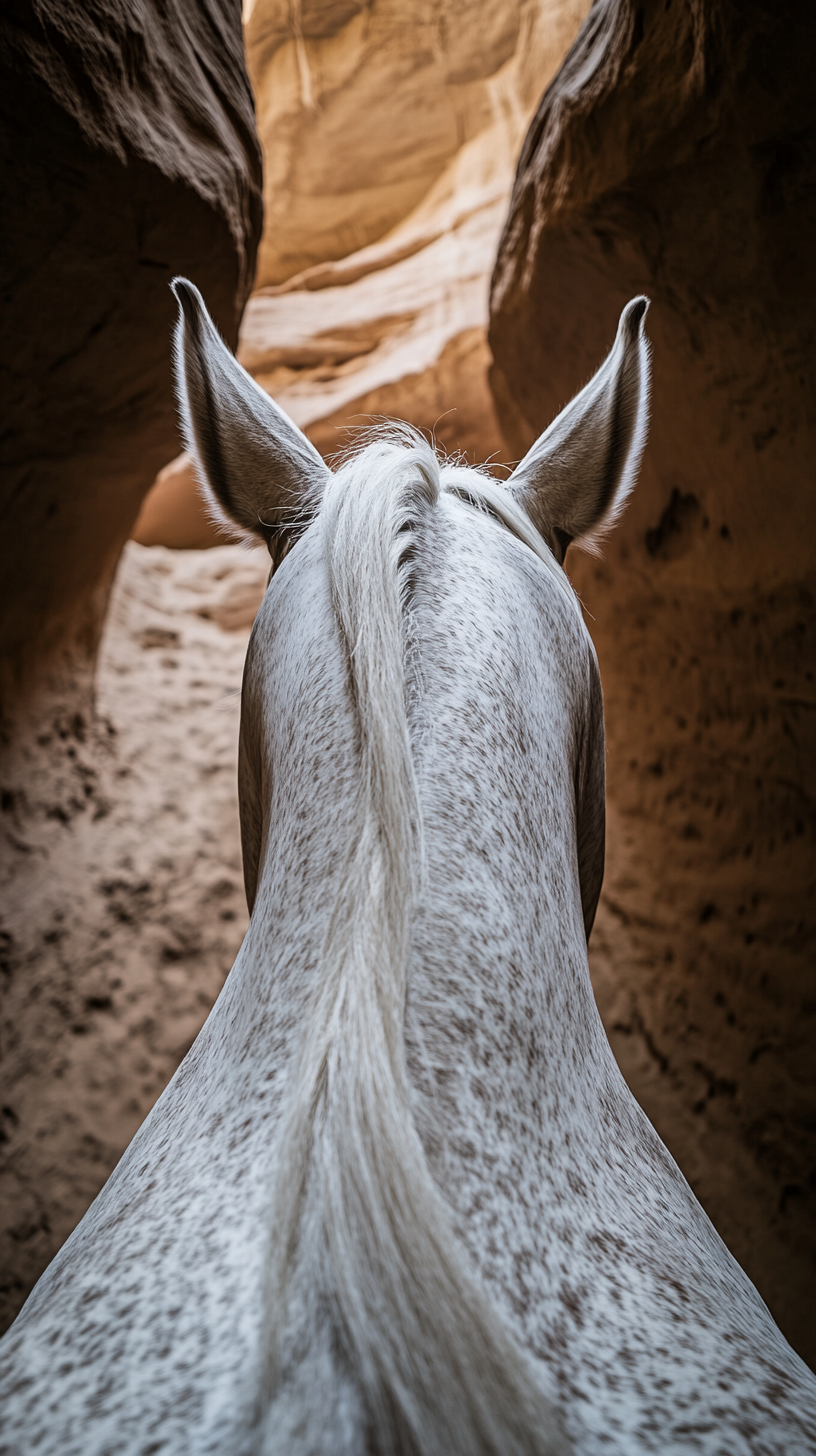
[[263, 431, 569, 1455]]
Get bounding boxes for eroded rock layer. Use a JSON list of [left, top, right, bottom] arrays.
[[244, 0, 590, 287], [134, 0, 591, 546], [0, 0, 262, 724], [490, 0, 816, 1366]]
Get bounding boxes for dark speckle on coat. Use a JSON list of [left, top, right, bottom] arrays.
[[0, 496, 814, 1456]]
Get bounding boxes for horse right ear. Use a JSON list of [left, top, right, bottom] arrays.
[[171, 278, 330, 554], [508, 297, 651, 563]]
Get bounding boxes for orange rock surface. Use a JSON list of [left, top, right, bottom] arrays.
[[489, 0, 816, 1368], [134, 0, 590, 545]]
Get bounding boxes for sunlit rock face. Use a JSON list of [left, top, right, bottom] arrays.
[[490, 0, 816, 1367], [245, 0, 589, 288], [133, 0, 591, 544], [0, 0, 262, 724], [240, 0, 590, 455], [237, 152, 510, 464]]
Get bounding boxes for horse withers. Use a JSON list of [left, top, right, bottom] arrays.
[[1, 284, 813, 1456]]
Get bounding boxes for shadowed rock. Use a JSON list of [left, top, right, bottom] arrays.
[[490, 0, 816, 1369], [0, 0, 262, 732], [0, 0, 261, 1332]]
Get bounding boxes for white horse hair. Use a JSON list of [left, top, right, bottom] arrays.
[[1, 283, 813, 1456], [260, 434, 573, 1456]]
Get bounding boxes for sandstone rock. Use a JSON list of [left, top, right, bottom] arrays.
[[132, 454, 232, 551], [245, 0, 591, 287], [0, 0, 262, 1333], [238, 153, 514, 466], [242, 0, 591, 459], [490, 0, 816, 1367], [0, 0, 262, 729], [137, 0, 591, 544]]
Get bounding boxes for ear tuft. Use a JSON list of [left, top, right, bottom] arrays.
[[170, 278, 330, 561], [170, 276, 198, 324], [509, 297, 651, 563], [626, 295, 649, 335]]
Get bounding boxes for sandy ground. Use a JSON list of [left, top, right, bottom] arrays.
[[0, 542, 269, 1330]]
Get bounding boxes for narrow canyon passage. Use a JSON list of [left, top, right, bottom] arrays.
[[1, 0, 813, 1377]]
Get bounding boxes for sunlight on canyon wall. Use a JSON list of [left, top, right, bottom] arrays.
[[133, 0, 590, 545]]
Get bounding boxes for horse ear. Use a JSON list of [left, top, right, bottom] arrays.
[[170, 278, 330, 553], [508, 297, 651, 563]]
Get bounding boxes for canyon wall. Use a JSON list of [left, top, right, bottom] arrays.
[[245, 0, 590, 288], [134, 0, 591, 544], [0, 0, 262, 738], [490, 0, 816, 1366], [0, 0, 261, 1331]]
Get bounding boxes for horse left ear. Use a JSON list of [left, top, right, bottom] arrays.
[[508, 297, 651, 563], [171, 278, 330, 554]]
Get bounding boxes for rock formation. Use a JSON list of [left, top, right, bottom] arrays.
[[134, 0, 591, 545], [244, 0, 590, 289], [490, 0, 816, 1366], [0, 0, 262, 738], [0, 0, 261, 1331]]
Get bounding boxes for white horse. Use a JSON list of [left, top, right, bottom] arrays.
[[1, 282, 813, 1456]]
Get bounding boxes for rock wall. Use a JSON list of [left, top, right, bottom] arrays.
[[244, 0, 590, 288], [133, 0, 591, 545], [0, 543, 268, 1334], [490, 0, 816, 1367], [0, 0, 262, 734], [0, 0, 262, 1331]]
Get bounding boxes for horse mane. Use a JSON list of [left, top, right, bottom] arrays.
[[263, 430, 571, 1456]]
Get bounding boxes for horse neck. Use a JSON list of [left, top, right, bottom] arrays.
[[242, 505, 608, 1107]]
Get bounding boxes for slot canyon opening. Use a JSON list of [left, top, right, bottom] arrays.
[[1, 0, 814, 1375]]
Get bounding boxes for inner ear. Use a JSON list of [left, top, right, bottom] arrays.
[[265, 522, 301, 573], [553, 528, 573, 564], [508, 296, 651, 553], [171, 277, 330, 547]]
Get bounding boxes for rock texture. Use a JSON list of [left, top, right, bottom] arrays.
[[490, 0, 816, 1368], [0, 543, 269, 1333], [244, 0, 591, 288], [136, 0, 591, 545], [0, 0, 262, 725], [132, 453, 231, 551], [0, 0, 262, 1332], [238, 162, 513, 464]]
